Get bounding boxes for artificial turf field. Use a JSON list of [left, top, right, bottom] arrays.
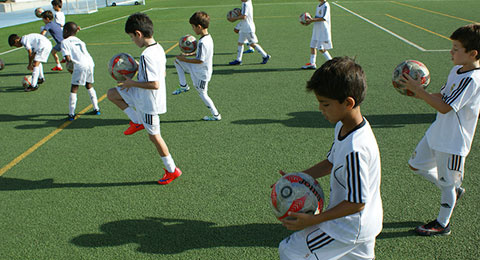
[[1, 0, 480, 259]]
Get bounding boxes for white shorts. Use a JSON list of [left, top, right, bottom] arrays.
[[71, 65, 94, 86], [116, 87, 161, 135], [409, 136, 464, 187], [279, 227, 375, 260], [310, 39, 332, 50], [238, 32, 258, 44], [33, 45, 53, 63], [175, 59, 210, 94]]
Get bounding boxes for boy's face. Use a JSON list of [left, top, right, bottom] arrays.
[[191, 24, 202, 35], [128, 31, 145, 48], [53, 5, 60, 11], [42, 18, 50, 24], [315, 94, 348, 124], [450, 40, 477, 66], [13, 39, 22, 48]]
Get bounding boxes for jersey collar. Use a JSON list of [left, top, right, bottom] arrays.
[[338, 118, 366, 141]]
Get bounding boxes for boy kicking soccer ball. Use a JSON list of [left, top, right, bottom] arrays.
[[278, 57, 382, 259], [61, 22, 100, 120], [302, 0, 333, 69], [107, 13, 181, 185], [8, 33, 52, 92], [172, 11, 221, 121], [228, 0, 270, 65], [401, 24, 480, 236]]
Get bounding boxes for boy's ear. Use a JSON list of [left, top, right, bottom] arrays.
[[134, 30, 143, 38], [344, 97, 356, 110], [469, 49, 479, 60]]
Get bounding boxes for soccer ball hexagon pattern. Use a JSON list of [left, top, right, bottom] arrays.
[[179, 34, 197, 54], [108, 53, 138, 82], [392, 60, 430, 96]]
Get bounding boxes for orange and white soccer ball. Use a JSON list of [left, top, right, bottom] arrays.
[[108, 53, 138, 81], [227, 8, 242, 21], [299, 12, 312, 25], [392, 60, 430, 96], [179, 34, 197, 53], [22, 75, 33, 88], [270, 172, 324, 220], [35, 7, 44, 18]]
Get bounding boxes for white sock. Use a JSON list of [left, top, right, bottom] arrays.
[[198, 92, 219, 116], [415, 169, 440, 188], [310, 54, 316, 64], [56, 63, 62, 68], [161, 154, 176, 173], [437, 185, 456, 227], [69, 93, 77, 116], [31, 66, 40, 87], [254, 44, 267, 58], [174, 60, 188, 87], [87, 87, 99, 111], [237, 45, 244, 61], [123, 107, 140, 124], [39, 64, 44, 79], [322, 51, 332, 60]]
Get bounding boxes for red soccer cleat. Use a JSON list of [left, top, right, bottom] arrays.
[[51, 66, 63, 71], [123, 121, 144, 135], [60, 58, 66, 63], [158, 168, 182, 185]]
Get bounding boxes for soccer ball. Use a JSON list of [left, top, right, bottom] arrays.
[[392, 60, 430, 96], [299, 12, 312, 25], [227, 8, 242, 21], [66, 61, 74, 73], [108, 53, 138, 81], [0, 59, 4, 70], [270, 172, 325, 220], [34, 7, 44, 18], [22, 75, 32, 88], [179, 34, 197, 53]]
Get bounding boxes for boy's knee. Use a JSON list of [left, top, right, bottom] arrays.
[[106, 88, 117, 100]]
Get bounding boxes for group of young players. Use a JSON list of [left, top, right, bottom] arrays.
[[5, 0, 480, 259]]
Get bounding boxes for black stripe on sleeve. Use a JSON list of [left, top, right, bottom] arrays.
[[443, 77, 472, 105], [346, 152, 362, 203]]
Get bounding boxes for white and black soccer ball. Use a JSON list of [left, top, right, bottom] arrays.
[[35, 7, 44, 18], [108, 53, 138, 82], [392, 60, 430, 97], [299, 12, 312, 25], [22, 75, 32, 88], [227, 8, 242, 21], [179, 34, 197, 53], [270, 172, 324, 220]]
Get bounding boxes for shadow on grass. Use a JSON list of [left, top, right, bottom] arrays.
[[231, 112, 435, 129], [377, 221, 424, 239], [71, 217, 288, 254], [0, 176, 157, 191], [0, 113, 130, 129]]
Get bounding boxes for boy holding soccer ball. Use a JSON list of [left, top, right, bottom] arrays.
[[302, 0, 333, 69], [172, 11, 221, 121], [107, 13, 181, 184], [401, 24, 480, 236], [278, 57, 382, 260]]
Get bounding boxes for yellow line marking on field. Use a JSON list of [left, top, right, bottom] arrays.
[[385, 14, 451, 41], [0, 42, 177, 176], [391, 1, 478, 23]]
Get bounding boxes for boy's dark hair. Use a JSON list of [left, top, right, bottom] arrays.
[[63, 22, 78, 39], [189, 11, 209, 28], [41, 10, 54, 20], [125, 13, 154, 38], [306, 57, 367, 108], [51, 0, 62, 8], [8, 34, 20, 47], [450, 24, 480, 60]]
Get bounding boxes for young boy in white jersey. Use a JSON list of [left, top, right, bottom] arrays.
[[61, 22, 100, 120], [41, 10, 64, 71], [52, 0, 65, 28], [302, 0, 333, 70], [401, 24, 480, 236], [8, 33, 52, 92], [228, 0, 271, 65], [107, 13, 181, 185], [278, 57, 382, 260], [234, 23, 254, 54], [172, 11, 221, 121]]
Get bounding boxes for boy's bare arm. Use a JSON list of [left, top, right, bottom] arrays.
[[176, 55, 203, 64], [303, 159, 333, 179], [119, 78, 159, 90], [402, 73, 453, 114]]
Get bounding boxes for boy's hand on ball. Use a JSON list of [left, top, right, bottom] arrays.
[[401, 73, 422, 93], [118, 76, 133, 91], [281, 212, 315, 230]]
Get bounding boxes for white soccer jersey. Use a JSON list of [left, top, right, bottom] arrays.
[[312, 1, 332, 42], [191, 34, 214, 82], [61, 36, 94, 68], [21, 33, 51, 52], [426, 65, 480, 156], [238, 0, 256, 33], [131, 42, 167, 115], [320, 119, 383, 244], [54, 11, 65, 27]]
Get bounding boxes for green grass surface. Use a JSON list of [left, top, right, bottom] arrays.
[[1, 0, 480, 259]]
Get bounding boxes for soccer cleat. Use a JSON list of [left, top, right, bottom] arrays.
[[124, 121, 145, 135], [172, 85, 190, 95], [415, 220, 451, 236], [302, 63, 317, 69], [261, 55, 271, 64], [93, 109, 101, 115], [67, 114, 76, 121], [456, 187, 465, 201], [158, 167, 182, 185], [202, 114, 221, 121], [37, 78, 45, 84], [24, 85, 39, 92], [243, 48, 255, 54], [60, 58, 66, 63], [51, 66, 63, 71], [229, 60, 242, 65]]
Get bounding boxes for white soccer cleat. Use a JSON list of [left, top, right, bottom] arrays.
[[172, 85, 190, 95], [202, 114, 221, 121]]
